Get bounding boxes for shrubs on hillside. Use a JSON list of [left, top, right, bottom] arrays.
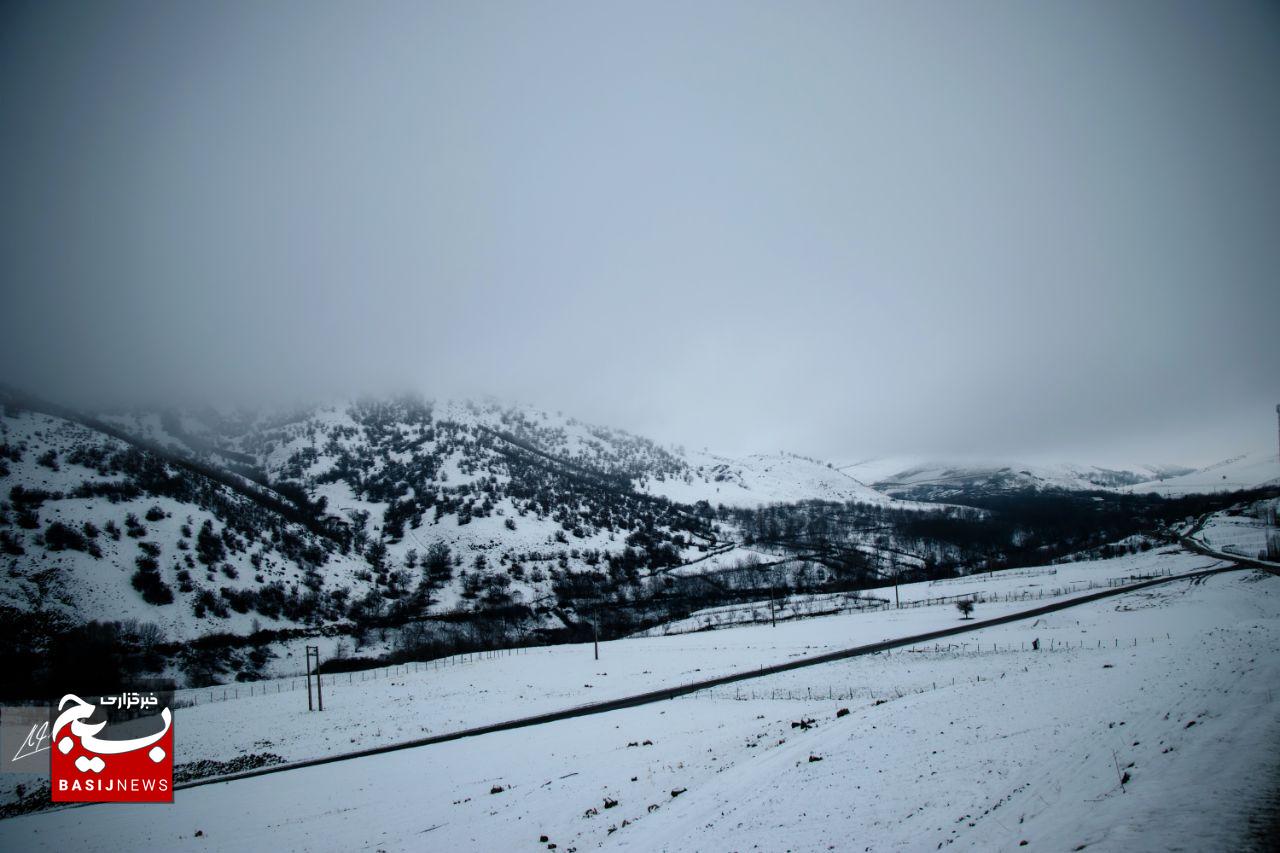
[[43, 521, 102, 556], [131, 543, 174, 605], [196, 520, 226, 566], [0, 531, 24, 556], [131, 567, 174, 605]]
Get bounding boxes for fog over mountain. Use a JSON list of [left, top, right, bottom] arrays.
[[2, 0, 1277, 466]]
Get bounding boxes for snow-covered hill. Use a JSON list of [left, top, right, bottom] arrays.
[[1119, 448, 1280, 496], [641, 449, 891, 508], [0, 392, 914, 663], [0, 405, 370, 642], [0, 395, 714, 647], [843, 457, 1199, 500]]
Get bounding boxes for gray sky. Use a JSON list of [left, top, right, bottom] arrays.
[[2, 1, 1278, 467]]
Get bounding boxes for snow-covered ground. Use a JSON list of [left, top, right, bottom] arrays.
[[638, 547, 1195, 635], [1196, 500, 1279, 561], [157, 549, 1227, 774], [5, 545, 1274, 850], [1, 563, 1275, 851], [3, 548, 1222, 789]]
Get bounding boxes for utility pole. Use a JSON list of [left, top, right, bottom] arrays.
[[769, 576, 777, 627], [305, 645, 323, 711], [1275, 404, 1279, 461], [590, 600, 599, 660]]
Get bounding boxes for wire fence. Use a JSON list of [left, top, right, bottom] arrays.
[[172, 645, 529, 708], [672, 633, 1175, 703], [657, 569, 1178, 636], [174, 569, 1182, 708], [928, 566, 1059, 586]]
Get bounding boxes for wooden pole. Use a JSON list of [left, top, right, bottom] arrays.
[[305, 646, 314, 711], [305, 645, 323, 711]]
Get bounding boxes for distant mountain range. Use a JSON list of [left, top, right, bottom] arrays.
[[841, 454, 1278, 501], [2, 387, 1276, 655]]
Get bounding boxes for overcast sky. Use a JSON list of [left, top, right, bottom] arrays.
[[1, 1, 1277, 467]]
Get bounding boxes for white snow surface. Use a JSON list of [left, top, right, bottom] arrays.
[[138, 549, 1215, 771], [640, 449, 893, 508], [3, 551, 1276, 852], [1120, 448, 1280, 496], [1193, 500, 1279, 561]]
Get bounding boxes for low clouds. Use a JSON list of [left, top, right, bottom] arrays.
[[1, 1, 1277, 465]]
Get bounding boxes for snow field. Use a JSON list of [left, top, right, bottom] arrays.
[[146, 551, 1213, 771], [639, 547, 1208, 636], [1120, 449, 1280, 496], [2, 568, 1276, 852], [0, 547, 1226, 824]]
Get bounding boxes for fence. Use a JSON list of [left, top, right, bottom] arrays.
[[661, 569, 1179, 636], [169, 565, 1230, 792], [672, 634, 1174, 703], [175, 568, 1181, 707], [928, 566, 1059, 586], [172, 645, 528, 709]]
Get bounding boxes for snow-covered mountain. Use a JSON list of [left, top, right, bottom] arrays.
[[842, 457, 1198, 500], [0, 403, 371, 643], [0, 392, 903, 653], [5, 385, 1274, 678]]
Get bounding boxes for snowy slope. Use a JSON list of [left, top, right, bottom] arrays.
[[630, 571, 1280, 853], [2, 565, 1274, 852], [0, 406, 371, 640], [836, 455, 932, 486], [846, 456, 1197, 498], [0, 395, 724, 646], [1120, 448, 1280, 496], [642, 449, 892, 507], [847, 451, 1280, 500]]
